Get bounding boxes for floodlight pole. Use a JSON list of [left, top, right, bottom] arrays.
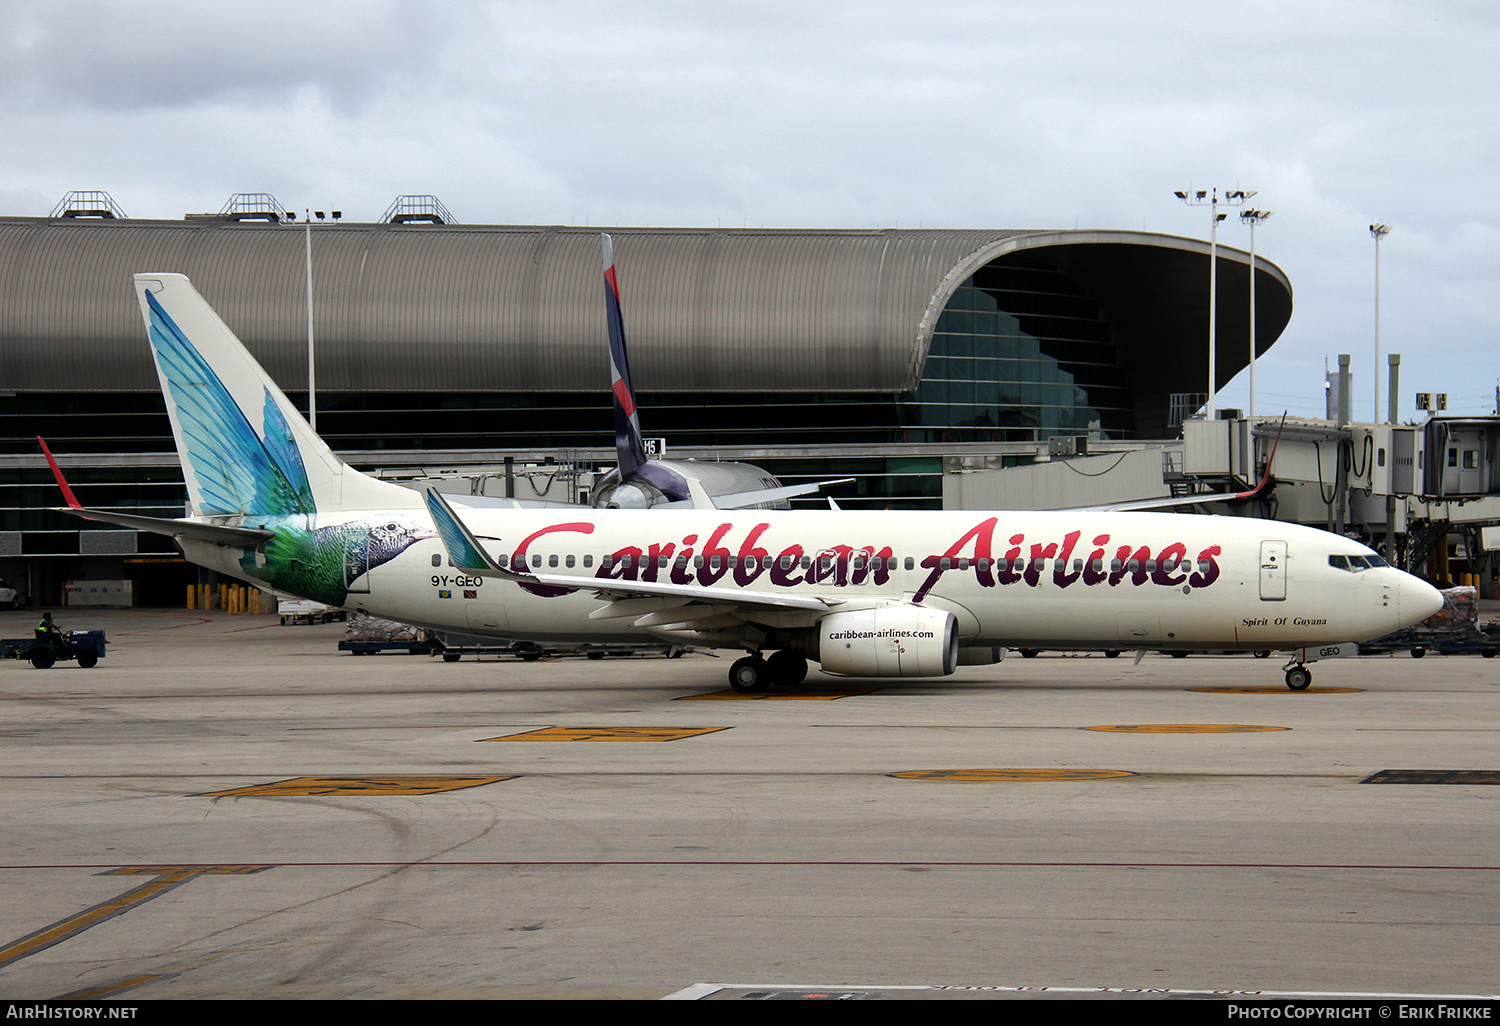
[[1241, 209, 1274, 422], [1370, 223, 1391, 424], [305, 210, 316, 432], [1175, 188, 1254, 419]]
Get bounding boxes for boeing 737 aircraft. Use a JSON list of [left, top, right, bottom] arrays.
[[48, 273, 1443, 693]]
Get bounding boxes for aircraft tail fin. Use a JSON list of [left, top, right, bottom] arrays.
[[603, 234, 648, 479], [132, 273, 418, 517]]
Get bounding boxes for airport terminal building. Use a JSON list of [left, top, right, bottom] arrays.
[[0, 210, 1292, 604]]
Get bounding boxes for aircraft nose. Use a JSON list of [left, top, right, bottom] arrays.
[[1400, 574, 1444, 627]]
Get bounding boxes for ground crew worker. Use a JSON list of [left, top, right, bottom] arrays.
[[35, 612, 61, 648]]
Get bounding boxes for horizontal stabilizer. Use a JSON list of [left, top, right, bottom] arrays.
[[52, 507, 273, 546], [41, 434, 271, 546]]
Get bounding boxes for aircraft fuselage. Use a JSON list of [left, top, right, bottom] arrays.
[[187, 507, 1419, 652]]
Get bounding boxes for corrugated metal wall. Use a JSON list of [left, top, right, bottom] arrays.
[[0, 219, 1030, 393]]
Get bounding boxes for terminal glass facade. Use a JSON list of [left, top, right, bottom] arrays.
[[912, 256, 1132, 442]]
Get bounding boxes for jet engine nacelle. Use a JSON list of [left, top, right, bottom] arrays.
[[817, 606, 959, 678]]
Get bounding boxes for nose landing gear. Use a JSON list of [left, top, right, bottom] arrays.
[[1282, 659, 1312, 691]]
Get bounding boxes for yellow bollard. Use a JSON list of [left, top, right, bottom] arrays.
[[186, 584, 196, 610]]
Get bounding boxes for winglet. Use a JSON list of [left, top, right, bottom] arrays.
[[423, 489, 507, 574], [603, 234, 648, 479], [38, 437, 83, 510]]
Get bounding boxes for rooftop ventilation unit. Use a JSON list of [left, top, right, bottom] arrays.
[[382, 194, 455, 225], [50, 190, 127, 219]]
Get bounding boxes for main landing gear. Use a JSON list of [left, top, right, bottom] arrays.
[[728, 651, 809, 693]]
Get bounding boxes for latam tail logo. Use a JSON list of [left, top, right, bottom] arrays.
[[603, 233, 647, 478], [144, 289, 315, 517]]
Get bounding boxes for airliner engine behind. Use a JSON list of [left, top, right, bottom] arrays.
[[52, 273, 1444, 693]]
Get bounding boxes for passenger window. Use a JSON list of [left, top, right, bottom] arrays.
[[565, 555, 575, 568], [904, 557, 914, 570], [583, 554, 593, 568], [958, 558, 969, 570], [532, 554, 542, 568], [548, 554, 559, 568], [431, 553, 442, 567]]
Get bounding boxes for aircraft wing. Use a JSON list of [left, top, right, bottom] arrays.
[[423, 489, 834, 616], [710, 479, 857, 509]]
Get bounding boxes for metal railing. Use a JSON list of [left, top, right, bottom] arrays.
[[382, 195, 456, 225]]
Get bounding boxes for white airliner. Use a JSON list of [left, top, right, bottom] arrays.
[[46, 273, 1443, 693]]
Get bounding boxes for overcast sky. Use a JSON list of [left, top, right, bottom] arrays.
[[3, 0, 1496, 423]]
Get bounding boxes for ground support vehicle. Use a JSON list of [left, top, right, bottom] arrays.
[[0, 630, 107, 669], [1359, 623, 1500, 658], [338, 638, 444, 656]]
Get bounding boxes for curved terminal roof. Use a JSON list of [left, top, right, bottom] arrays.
[[0, 218, 1291, 401]]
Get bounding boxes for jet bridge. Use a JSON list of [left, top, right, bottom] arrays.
[[944, 413, 1500, 590]]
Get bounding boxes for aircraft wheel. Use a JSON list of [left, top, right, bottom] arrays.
[[520, 651, 541, 662], [76, 652, 98, 669], [1170, 650, 1189, 659], [1018, 649, 1039, 658], [442, 652, 461, 663], [1104, 649, 1122, 658], [587, 651, 606, 660], [1285, 666, 1312, 691], [1482, 649, 1497, 659], [729, 656, 769, 693], [29, 647, 55, 670], [1254, 650, 1271, 659], [766, 650, 808, 687], [1410, 648, 1426, 659]]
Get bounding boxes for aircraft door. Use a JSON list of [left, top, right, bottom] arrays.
[[1259, 540, 1287, 601], [343, 530, 371, 594]]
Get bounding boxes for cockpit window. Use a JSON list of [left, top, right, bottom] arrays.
[[1330, 554, 1388, 572]]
